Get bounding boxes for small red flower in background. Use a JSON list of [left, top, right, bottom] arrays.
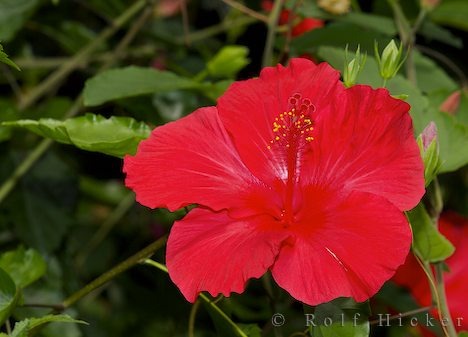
[[393, 212, 468, 332], [262, 0, 324, 37], [124, 58, 425, 306]]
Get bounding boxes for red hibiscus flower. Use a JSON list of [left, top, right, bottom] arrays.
[[262, 0, 324, 37], [393, 212, 468, 332], [123, 58, 425, 305]]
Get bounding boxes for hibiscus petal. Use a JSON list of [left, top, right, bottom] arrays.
[[271, 189, 411, 306], [166, 208, 288, 302], [123, 107, 260, 211], [304, 85, 425, 211], [217, 59, 342, 185]]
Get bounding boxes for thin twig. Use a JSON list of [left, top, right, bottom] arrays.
[[262, 0, 284, 67], [174, 16, 257, 45], [0, 0, 152, 206], [17, 0, 147, 110], [1, 65, 22, 99], [75, 193, 135, 268], [416, 44, 468, 88], [21, 303, 66, 311], [181, 0, 191, 46], [15, 45, 157, 69], [105, 1, 156, 70], [221, 0, 268, 23], [279, 0, 301, 62], [62, 236, 167, 309], [0, 139, 53, 205], [369, 306, 434, 325]]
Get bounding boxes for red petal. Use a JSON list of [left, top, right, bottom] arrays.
[[166, 208, 288, 302], [217, 60, 342, 186], [271, 189, 411, 305], [303, 85, 425, 211], [123, 107, 260, 211]]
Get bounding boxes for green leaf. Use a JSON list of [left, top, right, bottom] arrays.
[[0, 267, 19, 325], [8, 320, 29, 337], [83, 66, 199, 107], [430, 0, 468, 31], [28, 314, 88, 329], [419, 21, 463, 48], [429, 111, 468, 173], [408, 203, 455, 262], [3, 113, 151, 157], [4, 315, 87, 337], [458, 332, 468, 337], [238, 324, 261, 337], [0, 0, 40, 42], [338, 12, 397, 36], [206, 45, 249, 79], [413, 52, 458, 94], [0, 246, 47, 288], [292, 22, 389, 55], [310, 298, 370, 337], [0, 43, 19, 70], [0, 152, 77, 253]]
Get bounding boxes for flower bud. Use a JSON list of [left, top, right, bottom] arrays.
[[439, 90, 461, 115], [343, 45, 366, 88], [206, 45, 250, 79], [375, 40, 405, 81], [317, 0, 351, 15], [417, 122, 441, 186]]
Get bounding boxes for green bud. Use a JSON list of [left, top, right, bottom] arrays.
[[343, 45, 367, 88], [392, 94, 409, 100], [206, 45, 250, 79], [375, 40, 405, 80], [416, 122, 442, 186]]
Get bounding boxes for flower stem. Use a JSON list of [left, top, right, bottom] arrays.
[[143, 259, 249, 337], [62, 236, 167, 309], [262, 0, 283, 67], [387, 0, 427, 85], [416, 177, 458, 337], [188, 298, 201, 337], [435, 263, 458, 337]]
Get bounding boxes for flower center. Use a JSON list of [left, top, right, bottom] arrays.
[[268, 93, 316, 225], [267, 93, 315, 150]]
